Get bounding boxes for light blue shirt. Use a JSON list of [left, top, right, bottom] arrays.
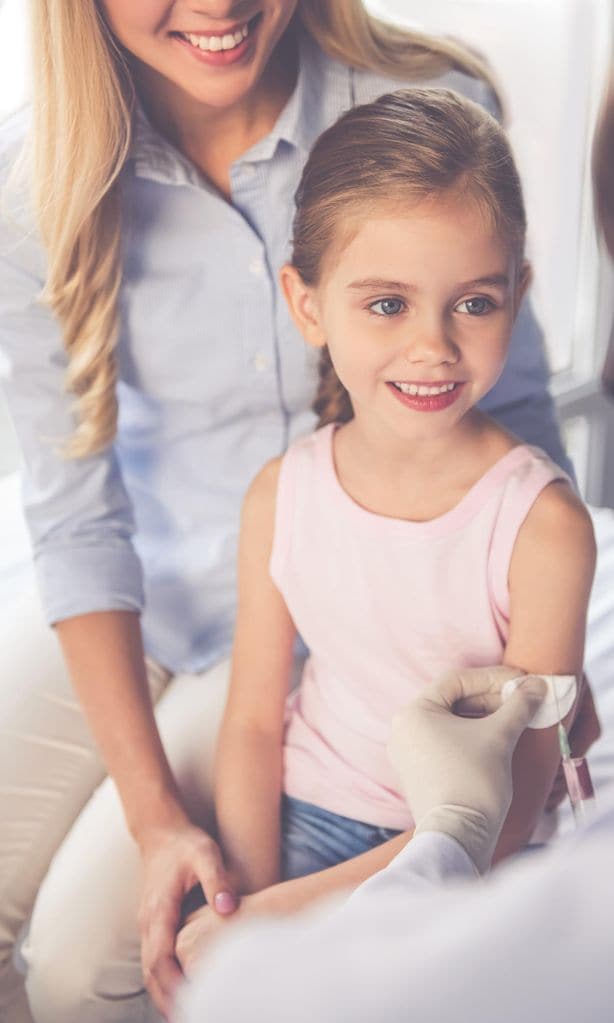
[[0, 32, 570, 672]]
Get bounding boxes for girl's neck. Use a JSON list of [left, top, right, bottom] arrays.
[[334, 411, 512, 523], [135, 28, 297, 195]]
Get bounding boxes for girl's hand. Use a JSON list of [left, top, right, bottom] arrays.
[[176, 884, 297, 976], [175, 904, 227, 977], [137, 821, 237, 1019]]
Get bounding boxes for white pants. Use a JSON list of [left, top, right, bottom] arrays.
[[0, 585, 231, 1023]]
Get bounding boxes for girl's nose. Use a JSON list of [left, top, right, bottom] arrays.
[[402, 320, 459, 366]]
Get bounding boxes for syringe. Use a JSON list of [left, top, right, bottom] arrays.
[[555, 685, 596, 826]]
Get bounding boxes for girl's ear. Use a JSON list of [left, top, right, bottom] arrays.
[[513, 261, 532, 316], [279, 264, 327, 348]]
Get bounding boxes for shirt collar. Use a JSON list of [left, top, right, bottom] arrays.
[[238, 29, 353, 162], [128, 28, 353, 186]]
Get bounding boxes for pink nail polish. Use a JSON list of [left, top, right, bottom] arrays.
[[214, 891, 237, 914]]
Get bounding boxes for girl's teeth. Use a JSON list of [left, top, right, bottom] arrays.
[[185, 23, 250, 52], [395, 382, 457, 396]]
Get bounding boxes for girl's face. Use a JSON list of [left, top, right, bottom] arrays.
[[283, 194, 529, 445], [99, 0, 298, 111]]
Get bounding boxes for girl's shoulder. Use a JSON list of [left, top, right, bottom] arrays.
[[242, 427, 333, 539], [467, 417, 580, 531], [515, 470, 595, 561], [502, 428, 596, 598], [244, 455, 284, 512]]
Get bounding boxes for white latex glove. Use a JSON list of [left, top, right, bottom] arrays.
[[387, 666, 547, 873]]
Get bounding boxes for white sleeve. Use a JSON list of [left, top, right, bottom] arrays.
[[178, 810, 614, 1023], [346, 830, 477, 905]]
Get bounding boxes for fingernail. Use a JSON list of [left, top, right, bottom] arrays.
[[214, 891, 237, 914]]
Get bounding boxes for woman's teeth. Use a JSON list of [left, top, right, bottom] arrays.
[[393, 382, 458, 396], [181, 24, 250, 52]]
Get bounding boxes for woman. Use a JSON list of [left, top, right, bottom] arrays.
[[0, 2, 590, 1021]]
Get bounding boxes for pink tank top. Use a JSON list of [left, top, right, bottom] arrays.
[[270, 424, 568, 830]]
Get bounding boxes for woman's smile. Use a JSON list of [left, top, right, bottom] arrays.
[[99, 1, 298, 115], [170, 12, 262, 67]]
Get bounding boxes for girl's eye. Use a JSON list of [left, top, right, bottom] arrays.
[[455, 296, 494, 316], [369, 298, 405, 316]]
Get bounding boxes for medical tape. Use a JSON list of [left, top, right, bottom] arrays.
[[501, 674, 577, 729]]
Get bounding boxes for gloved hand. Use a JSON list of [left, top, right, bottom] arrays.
[[387, 666, 547, 873]]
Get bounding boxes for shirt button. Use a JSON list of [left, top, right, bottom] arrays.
[[253, 352, 268, 372], [248, 257, 265, 276], [242, 163, 256, 179]]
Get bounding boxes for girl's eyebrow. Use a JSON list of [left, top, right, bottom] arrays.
[[457, 274, 511, 290], [347, 274, 511, 292], [347, 277, 409, 291]]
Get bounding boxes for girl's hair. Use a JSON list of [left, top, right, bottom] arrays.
[[25, 0, 500, 457], [290, 89, 526, 428]]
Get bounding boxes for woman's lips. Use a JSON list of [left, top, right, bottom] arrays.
[[171, 14, 261, 67]]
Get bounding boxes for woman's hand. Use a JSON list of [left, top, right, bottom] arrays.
[[137, 821, 237, 1019]]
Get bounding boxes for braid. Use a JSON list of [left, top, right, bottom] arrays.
[[313, 346, 354, 428]]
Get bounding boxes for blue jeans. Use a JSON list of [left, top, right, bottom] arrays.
[[281, 795, 402, 881]]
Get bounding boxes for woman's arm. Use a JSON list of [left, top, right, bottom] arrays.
[[0, 131, 241, 1017], [56, 610, 238, 1018], [493, 481, 596, 862], [214, 458, 297, 894], [55, 610, 185, 837]]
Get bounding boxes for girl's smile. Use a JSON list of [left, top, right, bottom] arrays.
[[385, 380, 466, 412]]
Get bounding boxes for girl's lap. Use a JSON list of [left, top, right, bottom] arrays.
[[281, 795, 401, 881]]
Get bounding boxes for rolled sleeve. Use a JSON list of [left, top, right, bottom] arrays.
[[35, 538, 144, 623], [0, 125, 144, 623]]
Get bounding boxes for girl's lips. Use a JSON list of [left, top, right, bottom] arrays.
[[386, 381, 466, 412]]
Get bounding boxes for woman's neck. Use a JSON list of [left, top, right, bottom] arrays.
[[135, 29, 298, 196]]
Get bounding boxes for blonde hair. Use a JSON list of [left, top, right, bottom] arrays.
[[289, 89, 526, 428], [27, 0, 499, 456], [28, 0, 134, 456]]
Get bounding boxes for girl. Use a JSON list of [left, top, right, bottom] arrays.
[[0, 4, 593, 1021], [211, 88, 596, 911]]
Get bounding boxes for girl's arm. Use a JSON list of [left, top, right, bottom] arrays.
[[493, 481, 597, 862], [214, 458, 297, 894], [176, 827, 415, 970]]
